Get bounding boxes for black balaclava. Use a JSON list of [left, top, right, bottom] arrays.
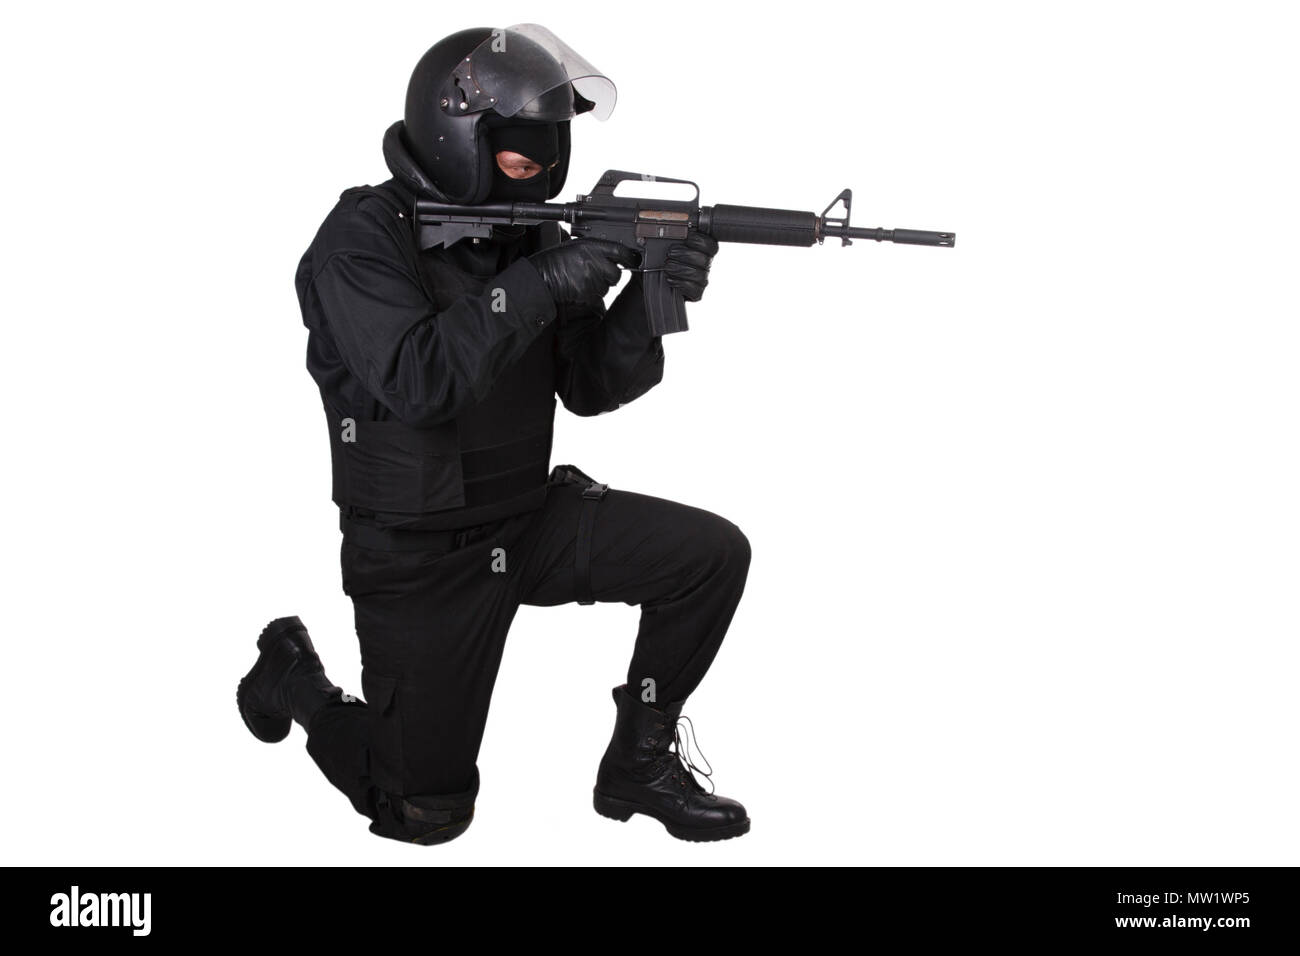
[[482, 113, 560, 203]]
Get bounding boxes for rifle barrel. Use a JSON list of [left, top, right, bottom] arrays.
[[846, 226, 955, 247]]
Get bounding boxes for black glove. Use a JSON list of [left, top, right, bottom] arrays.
[[664, 232, 719, 302], [527, 238, 639, 310]]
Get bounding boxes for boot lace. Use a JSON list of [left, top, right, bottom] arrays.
[[651, 715, 715, 796]]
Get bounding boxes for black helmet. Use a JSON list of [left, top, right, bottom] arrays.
[[402, 24, 616, 205]]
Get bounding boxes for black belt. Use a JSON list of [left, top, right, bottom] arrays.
[[340, 515, 462, 553]]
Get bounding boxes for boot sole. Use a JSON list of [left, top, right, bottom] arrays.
[[236, 617, 308, 744], [593, 790, 751, 842]]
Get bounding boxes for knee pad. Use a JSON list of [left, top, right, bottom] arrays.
[[367, 770, 480, 846]]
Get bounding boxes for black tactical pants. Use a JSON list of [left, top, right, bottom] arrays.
[[303, 465, 751, 843]]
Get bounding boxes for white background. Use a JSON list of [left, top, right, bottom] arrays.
[[2, 1, 1296, 866]]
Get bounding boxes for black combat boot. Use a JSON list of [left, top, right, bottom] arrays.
[[237, 616, 356, 742], [593, 684, 750, 842]]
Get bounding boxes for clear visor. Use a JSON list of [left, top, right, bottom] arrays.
[[450, 23, 616, 121]]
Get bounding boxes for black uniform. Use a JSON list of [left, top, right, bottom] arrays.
[[292, 122, 751, 841]]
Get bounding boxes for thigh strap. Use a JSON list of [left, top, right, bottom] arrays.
[[574, 480, 610, 605]]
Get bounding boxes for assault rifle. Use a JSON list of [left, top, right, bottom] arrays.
[[414, 169, 955, 336]]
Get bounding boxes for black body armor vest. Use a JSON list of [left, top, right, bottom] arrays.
[[324, 183, 563, 532]]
